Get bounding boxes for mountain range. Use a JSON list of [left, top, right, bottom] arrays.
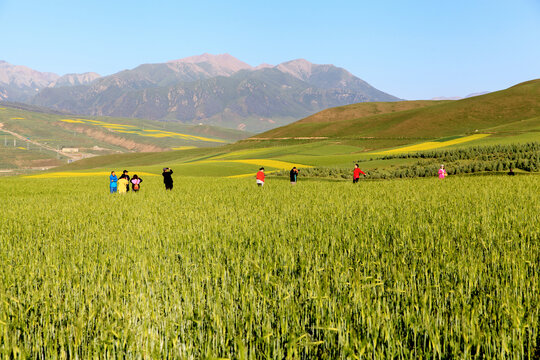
[[0, 61, 99, 101], [1, 54, 399, 132]]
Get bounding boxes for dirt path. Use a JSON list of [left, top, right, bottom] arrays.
[[0, 123, 81, 160]]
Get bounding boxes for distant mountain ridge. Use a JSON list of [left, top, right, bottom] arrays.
[[2, 54, 399, 132], [168, 53, 253, 74], [49, 73, 101, 88], [0, 61, 58, 101], [0, 61, 101, 101]]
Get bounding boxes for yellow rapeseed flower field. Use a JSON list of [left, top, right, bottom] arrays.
[[25, 171, 158, 179], [140, 130, 225, 143], [227, 158, 311, 169], [193, 158, 311, 174], [101, 124, 137, 129], [211, 147, 276, 160], [114, 130, 140, 134], [374, 134, 490, 154], [172, 146, 197, 150], [58, 118, 225, 143], [60, 119, 85, 124]]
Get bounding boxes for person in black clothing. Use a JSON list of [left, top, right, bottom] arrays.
[[508, 167, 515, 176], [119, 170, 130, 192], [162, 167, 173, 190], [290, 167, 299, 185], [131, 174, 142, 191]]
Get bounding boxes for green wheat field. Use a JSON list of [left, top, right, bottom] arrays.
[[1, 175, 539, 358]]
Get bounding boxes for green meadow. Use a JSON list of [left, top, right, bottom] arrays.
[[1, 175, 539, 358]]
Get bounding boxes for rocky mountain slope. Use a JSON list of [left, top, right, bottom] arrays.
[[32, 54, 399, 131], [0, 61, 59, 101], [3, 54, 399, 132], [49, 72, 101, 88], [0, 61, 100, 101]]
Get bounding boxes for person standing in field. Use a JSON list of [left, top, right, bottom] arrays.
[[131, 174, 142, 192], [290, 167, 299, 185], [438, 164, 447, 179], [353, 164, 366, 183], [256, 167, 265, 187], [117, 176, 129, 194], [119, 170, 130, 192], [162, 167, 174, 190], [109, 171, 118, 194]]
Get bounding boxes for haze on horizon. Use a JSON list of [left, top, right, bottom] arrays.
[[1, 0, 539, 100]]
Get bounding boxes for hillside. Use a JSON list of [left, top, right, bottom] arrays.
[[29, 54, 398, 132], [254, 79, 540, 140], [0, 104, 249, 171], [9, 79, 539, 179]]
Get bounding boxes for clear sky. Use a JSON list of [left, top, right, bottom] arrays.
[[1, 0, 539, 99]]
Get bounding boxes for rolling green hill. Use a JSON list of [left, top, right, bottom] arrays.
[[253, 79, 540, 143], [0, 104, 250, 171]]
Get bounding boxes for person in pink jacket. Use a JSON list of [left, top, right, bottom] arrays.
[[438, 164, 447, 179]]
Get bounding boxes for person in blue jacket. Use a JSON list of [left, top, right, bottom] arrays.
[[110, 171, 118, 193]]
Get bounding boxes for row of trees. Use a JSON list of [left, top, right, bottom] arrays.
[[379, 142, 539, 162], [273, 142, 539, 180], [374, 142, 540, 176]]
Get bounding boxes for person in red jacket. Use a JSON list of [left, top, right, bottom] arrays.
[[256, 167, 265, 187], [353, 164, 366, 183]]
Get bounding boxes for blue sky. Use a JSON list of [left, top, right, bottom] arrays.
[[1, 0, 539, 99]]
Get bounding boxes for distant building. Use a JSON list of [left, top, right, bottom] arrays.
[[61, 147, 79, 153]]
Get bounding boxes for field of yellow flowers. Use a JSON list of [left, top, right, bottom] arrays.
[[374, 134, 491, 155]]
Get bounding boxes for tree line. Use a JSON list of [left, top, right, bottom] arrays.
[[273, 142, 539, 180]]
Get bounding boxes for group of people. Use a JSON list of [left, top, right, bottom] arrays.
[[109, 163, 454, 193], [255, 163, 368, 187], [109, 170, 143, 194], [256, 163, 453, 187], [108, 168, 174, 194], [255, 166, 300, 186]]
